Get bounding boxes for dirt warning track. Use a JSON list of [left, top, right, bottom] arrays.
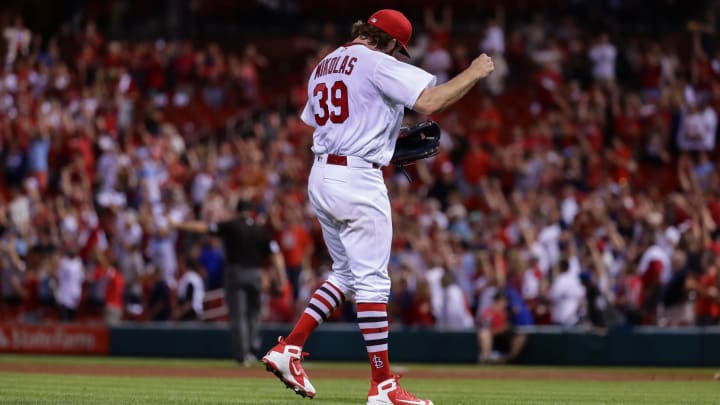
[[0, 362, 713, 381]]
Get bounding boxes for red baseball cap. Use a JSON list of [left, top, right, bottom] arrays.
[[368, 9, 412, 57]]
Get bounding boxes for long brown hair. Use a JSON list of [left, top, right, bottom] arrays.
[[351, 20, 397, 51]]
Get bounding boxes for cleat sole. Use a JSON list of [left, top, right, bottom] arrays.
[[262, 358, 315, 399]]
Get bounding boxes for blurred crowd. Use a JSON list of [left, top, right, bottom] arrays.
[[0, 3, 719, 331]]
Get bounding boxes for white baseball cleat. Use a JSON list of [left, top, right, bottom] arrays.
[[262, 337, 316, 399], [366, 375, 434, 405]]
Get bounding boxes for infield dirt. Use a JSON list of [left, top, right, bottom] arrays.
[[0, 362, 713, 381]]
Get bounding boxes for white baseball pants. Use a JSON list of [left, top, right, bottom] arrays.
[[307, 154, 392, 303]]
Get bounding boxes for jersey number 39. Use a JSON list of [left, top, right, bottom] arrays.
[[313, 81, 348, 125]]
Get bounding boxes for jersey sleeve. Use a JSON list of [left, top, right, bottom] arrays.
[[300, 100, 315, 127], [371, 57, 437, 110]]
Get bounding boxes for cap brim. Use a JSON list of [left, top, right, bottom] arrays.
[[399, 44, 410, 57]]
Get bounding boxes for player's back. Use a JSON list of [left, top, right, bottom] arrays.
[[301, 43, 434, 166]]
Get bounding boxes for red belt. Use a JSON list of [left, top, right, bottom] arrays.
[[326, 154, 380, 169]]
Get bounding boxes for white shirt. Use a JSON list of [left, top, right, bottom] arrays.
[[422, 48, 452, 84], [97, 151, 119, 191], [9, 195, 30, 230], [434, 284, 475, 329], [638, 245, 672, 284], [538, 224, 562, 270], [588, 43, 617, 80], [56, 256, 85, 309], [561, 197, 579, 225], [425, 266, 444, 310], [116, 216, 142, 251], [178, 270, 204, 315], [191, 172, 214, 204], [677, 106, 717, 152], [301, 44, 436, 166], [138, 159, 166, 205], [550, 270, 585, 325], [3, 27, 31, 64], [427, 267, 473, 329], [522, 269, 541, 300], [530, 241, 551, 276], [481, 25, 505, 55]]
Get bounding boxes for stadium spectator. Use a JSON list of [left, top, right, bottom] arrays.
[[148, 267, 172, 322], [274, 204, 313, 301], [3, 16, 31, 66], [176, 259, 205, 321], [0, 232, 26, 319], [198, 236, 224, 291], [588, 33, 617, 88], [477, 291, 527, 364], [430, 269, 474, 329], [550, 258, 585, 326], [479, 8, 508, 95], [677, 97, 718, 152], [87, 251, 125, 324], [659, 251, 693, 326], [54, 244, 85, 321], [692, 253, 720, 325]]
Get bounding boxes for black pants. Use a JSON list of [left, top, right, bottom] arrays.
[[224, 266, 262, 362], [59, 305, 77, 322], [286, 265, 302, 301]]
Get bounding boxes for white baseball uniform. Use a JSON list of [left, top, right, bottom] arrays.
[[300, 43, 436, 303]]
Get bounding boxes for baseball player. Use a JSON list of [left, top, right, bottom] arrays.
[[263, 9, 494, 405]]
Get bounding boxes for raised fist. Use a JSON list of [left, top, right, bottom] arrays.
[[471, 53, 494, 79]]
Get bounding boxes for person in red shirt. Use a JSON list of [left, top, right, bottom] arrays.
[[104, 263, 125, 324], [640, 43, 663, 98], [401, 277, 434, 327], [276, 205, 314, 301], [462, 139, 492, 185], [613, 95, 644, 151], [694, 260, 719, 325], [534, 62, 565, 111], [92, 251, 125, 324], [607, 138, 636, 185], [614, 264, 644, 325], [477, 291, 527, 363], [472, 97, 502, 146], [266, 261, 295, 323]]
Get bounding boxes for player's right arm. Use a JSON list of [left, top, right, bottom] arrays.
[[413, 53, 494, 115], [171, 220, 209, 233]]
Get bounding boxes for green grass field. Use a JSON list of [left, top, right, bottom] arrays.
[[0, 355, 717, 405]]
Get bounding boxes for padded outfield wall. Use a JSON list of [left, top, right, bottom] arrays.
[[109, 324, 720, 366], [1, 323, 719, 366]]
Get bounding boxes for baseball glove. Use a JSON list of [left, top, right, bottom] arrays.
[[391, 120, 441, 167]]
